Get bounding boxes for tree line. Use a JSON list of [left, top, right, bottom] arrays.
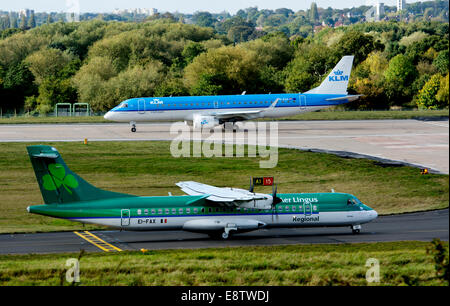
[[0, 17, 448, 114]]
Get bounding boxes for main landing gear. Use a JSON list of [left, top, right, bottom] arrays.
[[130, 121, 137, 133], [351, 224, 362, 234]]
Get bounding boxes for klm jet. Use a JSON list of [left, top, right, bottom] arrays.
[[104, 56, 360, 132], [26, 145, 377, 239]]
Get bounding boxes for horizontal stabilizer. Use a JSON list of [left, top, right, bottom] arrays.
[[325, 95, 361, 102]]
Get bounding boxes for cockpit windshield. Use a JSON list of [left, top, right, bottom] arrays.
[[347, 197, 361, 205], [118, 103, 128, 109]]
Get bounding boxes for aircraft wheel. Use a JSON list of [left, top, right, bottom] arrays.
[[221, 232, 229, 240], [131, 127, 137, 133], [352, 229, 360, 234]]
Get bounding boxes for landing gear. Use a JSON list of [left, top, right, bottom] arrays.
[[351, 224, 361, 234], [221, 232, 229, 239], [222, 122, 239, 133], [130, 121, 136, 133]]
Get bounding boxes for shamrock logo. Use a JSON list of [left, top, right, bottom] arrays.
[[42, 163, 78, 194]]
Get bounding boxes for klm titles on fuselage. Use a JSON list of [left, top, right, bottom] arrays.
[[329, 70, 349, 82]]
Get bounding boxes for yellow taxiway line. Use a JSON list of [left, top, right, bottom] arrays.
[[73, 231, 122, 252]]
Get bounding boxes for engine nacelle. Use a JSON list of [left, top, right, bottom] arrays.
[[193, 114, 219, 129]]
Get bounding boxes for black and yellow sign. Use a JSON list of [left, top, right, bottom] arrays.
[[253, 177, 274, 186]]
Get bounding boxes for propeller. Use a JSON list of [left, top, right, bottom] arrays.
[[271, 184, 283, 207]]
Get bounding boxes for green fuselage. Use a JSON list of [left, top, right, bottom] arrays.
[[28, 192, 377, 231]]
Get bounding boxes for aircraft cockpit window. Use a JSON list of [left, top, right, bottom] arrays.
[[347, 199, 358, 205], [119, 103, 128, 108]]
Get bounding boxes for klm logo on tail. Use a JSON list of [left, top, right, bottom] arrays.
[[329, 70, 349, 82]]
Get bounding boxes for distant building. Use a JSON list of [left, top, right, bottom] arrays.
[[397, 0, 406, 11], [112, 8, 157, 16], [365, 2, 384, 22], [19, 9, 34, 18]]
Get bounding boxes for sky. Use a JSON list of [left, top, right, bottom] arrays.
[[0, 0, 423, 14]]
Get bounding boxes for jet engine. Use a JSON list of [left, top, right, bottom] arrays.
[[193, 114, 219, 129]]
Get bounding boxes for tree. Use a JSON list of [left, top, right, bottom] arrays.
[[284, 43, 336, 93], [28, 12, 36, 28], [184, 46, 261, 94], [47, 14, 53, 24], [182, 42, 206, 65], [192, 12, 215, 28], [19, 15, 27, 30], [436, 74, 449, 107], [416, 74, 442, 109], [35, 77, 77, 114], [350, 51, 389, 109], [433, 50, 449, 75], [333, 31, 384, 65], [11, 17, 18, 29], [384, 54, 418, 106], [25, 48, 74, 85], [310, 2, 319, 24]]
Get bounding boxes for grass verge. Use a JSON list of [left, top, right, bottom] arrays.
[[0, 141, 448, 234], [0, 241, 447, 286]]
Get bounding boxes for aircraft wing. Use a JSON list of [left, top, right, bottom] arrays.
[[211, 98, 280, 121], [176, 181, 267, 203]]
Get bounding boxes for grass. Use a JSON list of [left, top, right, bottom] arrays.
[[0, 109, 447, 124], [0, 241, 447, 286], [0, 141, 448, 234]]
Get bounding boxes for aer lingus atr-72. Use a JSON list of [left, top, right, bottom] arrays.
[[104, 56, 360, 132], [26, 145, 377, 239]]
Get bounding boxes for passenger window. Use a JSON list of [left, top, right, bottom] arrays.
[[179, 208, 183, 214], [194, 208, 198, 213], [144, 209, 148, 215], [186, 208, 190, 214], [137, 209, 142, 215], [285, 206, 289, 211], [151, 209, 155, 214], [158, 209, 162, 214], [201, 208, 205, 213], [292, 206, 296, 211], [208, 208, 212, 213], [165, 209, 169, 214]]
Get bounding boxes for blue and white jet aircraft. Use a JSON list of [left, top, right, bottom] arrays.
[[104, 56, 360, 132]]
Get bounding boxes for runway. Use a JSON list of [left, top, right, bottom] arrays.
[[0, 209, 447, 254], [0, 119, 448, 173]]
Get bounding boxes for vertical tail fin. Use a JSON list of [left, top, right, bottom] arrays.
[[27, 145, 134, 204], [306, 55, 354, 95]]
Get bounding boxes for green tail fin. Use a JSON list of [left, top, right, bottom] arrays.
[[27, 145, 135, 204]]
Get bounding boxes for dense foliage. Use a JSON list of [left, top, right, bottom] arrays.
[[0, 9, 448, 114]]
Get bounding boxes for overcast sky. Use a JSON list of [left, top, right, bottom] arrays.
[[0, 0, 422, 14]]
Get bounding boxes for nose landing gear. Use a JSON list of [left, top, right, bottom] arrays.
[[130, 121, 136, 133], [351, 224, 361, 234]]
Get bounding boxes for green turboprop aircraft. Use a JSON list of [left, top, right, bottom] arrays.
[[27, 145, 378, 239]]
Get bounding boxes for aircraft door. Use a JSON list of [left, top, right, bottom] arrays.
[[121, 209, 131, 226], [299, 95, 307, 111], [304, 203, 312, 216], [138, 99, 146, 114]]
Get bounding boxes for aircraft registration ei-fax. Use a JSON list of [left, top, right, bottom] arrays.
[[104, 55, 361, 132], [26, 145, 378, 239]]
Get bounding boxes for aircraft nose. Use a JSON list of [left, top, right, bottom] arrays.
[[372, 210, 378, 220], [104, 111, 112, 120]]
